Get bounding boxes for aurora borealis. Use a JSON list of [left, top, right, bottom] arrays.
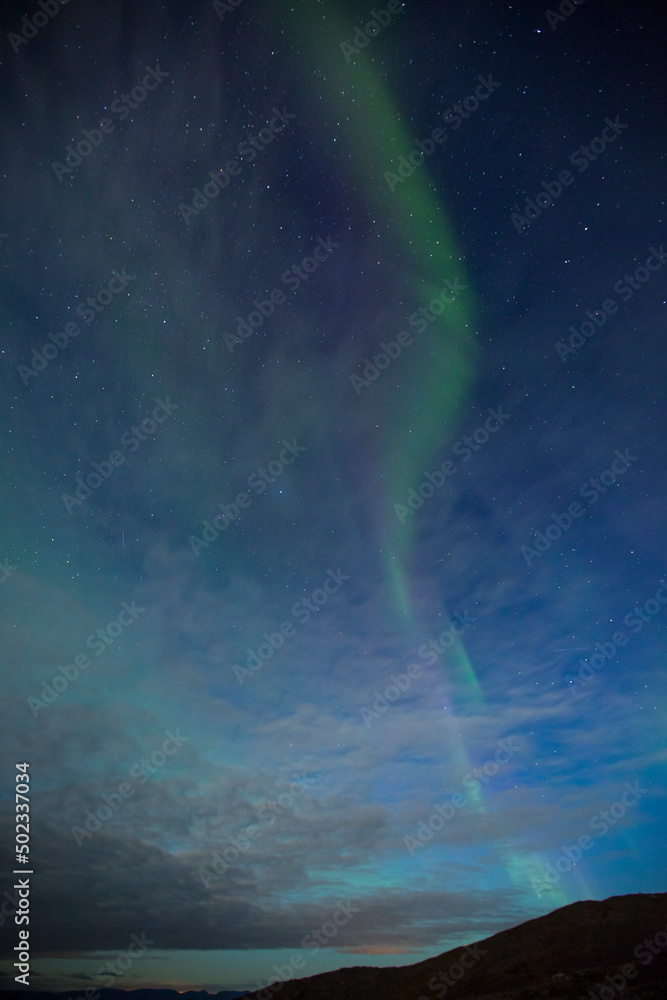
[[1, 0, 667, 994]]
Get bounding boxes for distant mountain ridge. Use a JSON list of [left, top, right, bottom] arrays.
[[4, 893, 666, 1000], [0, 991, 244, 1000]]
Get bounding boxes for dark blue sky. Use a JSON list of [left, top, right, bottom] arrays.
[[1, 0, 666, 993]]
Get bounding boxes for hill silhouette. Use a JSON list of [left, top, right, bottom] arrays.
[[237, 891, 667, 1000]]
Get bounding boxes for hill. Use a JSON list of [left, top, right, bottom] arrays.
[[237, 892, 667, 1000]]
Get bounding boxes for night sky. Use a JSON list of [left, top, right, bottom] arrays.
[[1, 0, 667, 994]]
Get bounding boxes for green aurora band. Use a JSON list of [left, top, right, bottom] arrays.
[[284, 2, 481, 691]]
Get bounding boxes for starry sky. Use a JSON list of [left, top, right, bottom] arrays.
[[1, 0, 667, 994]]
